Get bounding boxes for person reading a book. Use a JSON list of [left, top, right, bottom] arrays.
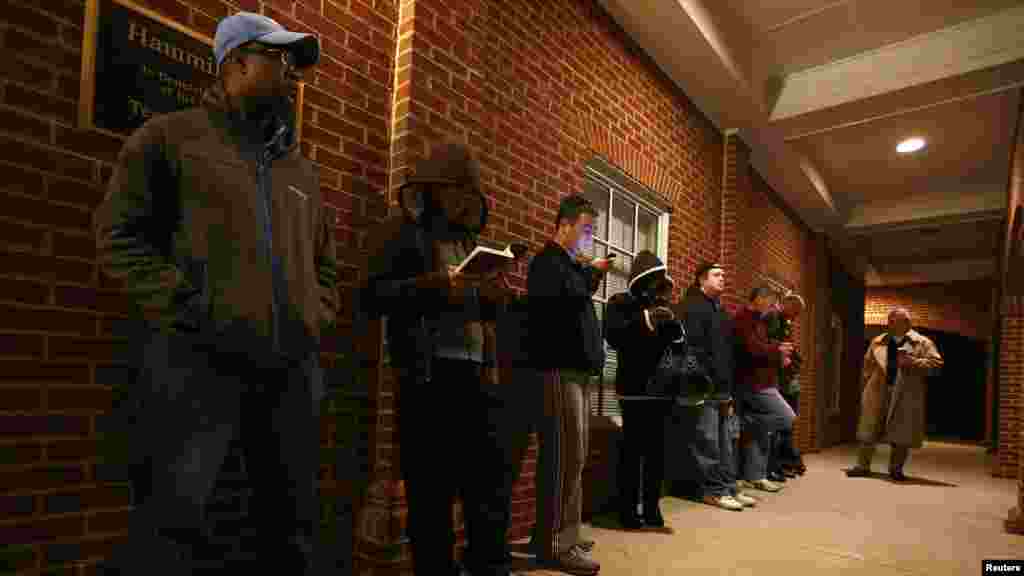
[[363, 143, 517, 576], [527, 194, 612, 575]]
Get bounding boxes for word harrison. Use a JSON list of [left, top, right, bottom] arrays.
[[127, 20, 216, 76]]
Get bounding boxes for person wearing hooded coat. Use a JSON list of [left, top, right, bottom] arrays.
[[604, 251, 685, 530], [362, 143, 516, 576]]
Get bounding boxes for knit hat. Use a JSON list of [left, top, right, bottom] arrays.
[[398, 143, 486, 232], [628, 250, 673, 294]]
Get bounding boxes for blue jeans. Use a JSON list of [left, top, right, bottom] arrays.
[[667, 402, 734, 498], [739, 388, 796, 482]]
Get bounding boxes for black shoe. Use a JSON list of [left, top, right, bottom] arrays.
[[846, 467, 871, 478], [642, 506, 665, 528], [890, 470, 907, 482], [767, 471, 787, 483], [619, 510, 644, 530]]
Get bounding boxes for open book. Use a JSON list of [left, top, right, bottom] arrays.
[[454, 243, 527, 275]]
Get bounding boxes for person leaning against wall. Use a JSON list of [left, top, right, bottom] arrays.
[[733, 287, 795, 495], [362, 143, 519, 576], [604, 251, 684, 531], [765, 292, 807, 478], [93, 12, 335, 575], [527, 194, 612, 576], [668, 263, 754, 511]]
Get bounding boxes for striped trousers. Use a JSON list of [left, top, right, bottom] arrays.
[[533, 368, 590, 561]]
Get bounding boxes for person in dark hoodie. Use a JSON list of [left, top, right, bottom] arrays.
[[667, 263, 756, 511], [605, 251, 685, 531], [362, 143, 517, 576], [528, 194, 611, 576], [93, 13, 335, 574]]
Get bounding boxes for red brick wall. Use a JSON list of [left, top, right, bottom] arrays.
[[865, 279, 995, 340], [0, 0, 396, 573]]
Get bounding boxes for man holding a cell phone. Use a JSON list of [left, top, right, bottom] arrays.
[[527, 194, 612, 575]]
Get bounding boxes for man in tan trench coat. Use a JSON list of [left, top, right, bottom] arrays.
[[846, 308, 943, 481]]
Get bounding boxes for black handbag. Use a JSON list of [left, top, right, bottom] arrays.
[[648, 337, 711, 397]]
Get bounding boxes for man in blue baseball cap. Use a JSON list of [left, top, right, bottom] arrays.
[[95, 11, 335, 575]]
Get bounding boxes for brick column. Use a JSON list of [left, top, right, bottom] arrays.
[[1004, 298, 1024, 533], [1002, 89, 1024, 532], [799, 231, 828, 454], [720, 130, 750, 311]]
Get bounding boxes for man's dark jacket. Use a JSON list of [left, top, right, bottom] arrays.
[[94, 84, 339, 363], [527, 242, 605, 375], [360, 192, 498, 385], [672, 285, 734, 401]]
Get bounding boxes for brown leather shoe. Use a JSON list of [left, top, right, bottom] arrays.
[[551, 545, 600, 575], [846, 467, 871, 478]]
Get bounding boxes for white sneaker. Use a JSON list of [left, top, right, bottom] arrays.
[[750, 478, 783, 492], [733, 492, 757, 507], [703, 494, 744, 511]]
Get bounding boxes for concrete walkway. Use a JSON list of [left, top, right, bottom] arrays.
[[512, 442, 1024, 575]]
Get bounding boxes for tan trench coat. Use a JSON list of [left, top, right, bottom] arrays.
[[856, 330, 943, 449]]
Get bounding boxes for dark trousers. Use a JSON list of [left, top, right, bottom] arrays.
[[667, 402, 732, 498], [496, 367, 540, 559], [618, 399, 671, 516], [399, 358, 509, 576], [107, 333, 321, 575]]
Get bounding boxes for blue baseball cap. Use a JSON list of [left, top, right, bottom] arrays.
[[214, 12, 320, 69]]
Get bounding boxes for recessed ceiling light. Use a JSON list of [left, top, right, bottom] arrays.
[[897, 137, 926, 154]]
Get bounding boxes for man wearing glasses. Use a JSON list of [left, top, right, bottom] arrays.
[[95, 12, 334, 574], [528, 195, 612, 575]]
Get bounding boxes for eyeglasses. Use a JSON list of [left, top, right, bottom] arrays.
[[238, 45, 297, 71]]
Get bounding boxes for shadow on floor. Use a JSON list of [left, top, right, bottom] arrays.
[[840, 468, 958, 487], [589, 513, 676, 534]]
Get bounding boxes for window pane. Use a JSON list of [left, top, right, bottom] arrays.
[[610, 195, 635, 252], [637, 208, 658, 255], [581, 179, 610, 242], [590, 243, 608, 300], [604, 250, 632, 300], [602, 344, 617, 415]]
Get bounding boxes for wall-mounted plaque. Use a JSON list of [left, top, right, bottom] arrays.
[[79, 0, 303, 137]]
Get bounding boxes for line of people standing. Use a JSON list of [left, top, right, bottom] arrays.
[[91, 9, 940, 576], [365, 142, 815, 575]]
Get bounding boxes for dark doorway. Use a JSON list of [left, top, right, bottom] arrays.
[[917, 328, 986, 443], [863, 327, 986, 443]]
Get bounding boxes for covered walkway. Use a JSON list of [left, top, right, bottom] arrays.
[[513, 442, 1023, 575]]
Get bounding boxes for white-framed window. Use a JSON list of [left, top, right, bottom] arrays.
[[580, 163, 670, 419]]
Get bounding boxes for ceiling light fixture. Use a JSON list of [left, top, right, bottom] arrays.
[[897, 137, 926, 154]]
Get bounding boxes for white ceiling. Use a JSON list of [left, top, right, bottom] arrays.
[[597, 0, 1024, 286]]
